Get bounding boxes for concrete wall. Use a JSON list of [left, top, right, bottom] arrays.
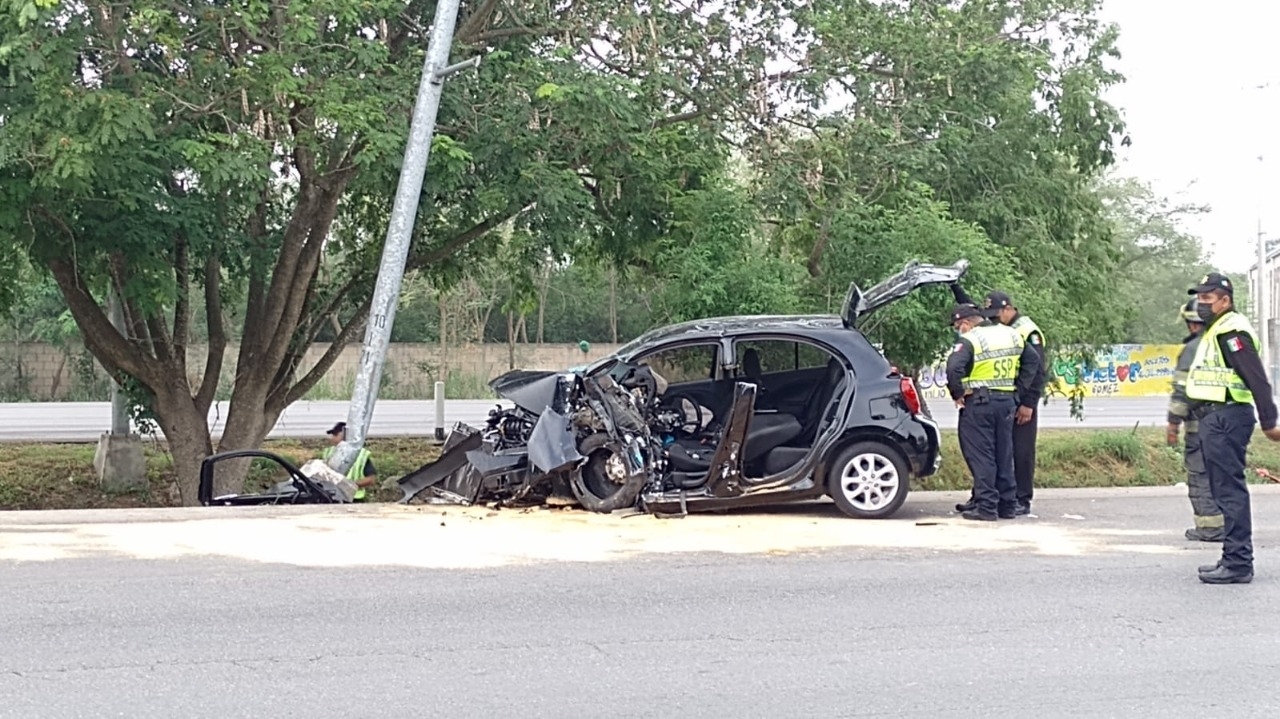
[[0, 341, 624, 401]]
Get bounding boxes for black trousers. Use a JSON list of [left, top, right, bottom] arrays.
[[1200, 403, 1257, 570], [1013, 403, 1038, 506], [958, 393, 1017, 514]]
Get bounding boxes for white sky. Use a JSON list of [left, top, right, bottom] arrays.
[[1099, 0, 1280, 272]]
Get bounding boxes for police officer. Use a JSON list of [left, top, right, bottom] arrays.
[[945, 304, 1042, 521], [949, 286, 1046, 515], [1166, 298, 1221, 542], [1184, 273, 1280, 584]]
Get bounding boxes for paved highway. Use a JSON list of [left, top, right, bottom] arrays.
[[0, 395, 1195, 441], [3, 487, 1280, 717]]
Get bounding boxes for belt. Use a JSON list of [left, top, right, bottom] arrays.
[[1189, 401, 1250, 420]]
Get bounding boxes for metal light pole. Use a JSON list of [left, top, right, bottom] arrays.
[[1259, 211, 1270, 383], [107, 290, 129, 436], [327, 0, 480, 474]]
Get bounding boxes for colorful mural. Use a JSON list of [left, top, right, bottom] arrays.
[[916, 344, 1183, 400]]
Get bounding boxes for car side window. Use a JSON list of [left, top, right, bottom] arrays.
[[736, 339, 833, 376], [639, 343, 719, 385]]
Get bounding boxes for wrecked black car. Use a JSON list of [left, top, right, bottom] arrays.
[[398, 260, 967, 519]]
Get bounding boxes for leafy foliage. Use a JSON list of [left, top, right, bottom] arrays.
[[0, 0, 1203, 498]]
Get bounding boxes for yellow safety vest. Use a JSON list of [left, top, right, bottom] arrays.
[[1185, 311, 1257, 404], [1011, 315, 1043, 346], [322, 446, 373, 500], [961, 323, 1024, 392]]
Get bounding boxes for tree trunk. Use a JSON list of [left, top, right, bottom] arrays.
[[147, 386, 216, 505], [537, 264, 549, 344], [506, 309, 516, 370], [608, 266, 618, 344], [439, 292, 449, 381]]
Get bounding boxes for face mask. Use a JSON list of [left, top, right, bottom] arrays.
[[1196, 303, 1217, 323]]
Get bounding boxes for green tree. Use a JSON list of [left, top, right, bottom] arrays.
[[1096, 174, 1213, 344], [0, 0, 782, 502], [755, 0, 1129, 370]]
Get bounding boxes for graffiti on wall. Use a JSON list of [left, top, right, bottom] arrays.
[[917, 344, 1183, 400]]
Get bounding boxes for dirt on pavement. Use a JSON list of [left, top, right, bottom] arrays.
[[2, 485, 1247, 569]]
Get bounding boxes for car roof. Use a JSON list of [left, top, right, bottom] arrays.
[[618, 314, 851, 352]]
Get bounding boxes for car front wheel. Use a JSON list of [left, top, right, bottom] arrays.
[[827, 441, 910, 519]]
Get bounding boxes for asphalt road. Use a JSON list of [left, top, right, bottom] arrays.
[[0, 395, 1182, 442], [4, 487, 1280, 717]]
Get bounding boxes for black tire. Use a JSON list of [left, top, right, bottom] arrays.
[[826, 441, 911, 519], [568, 433, 645, 513]]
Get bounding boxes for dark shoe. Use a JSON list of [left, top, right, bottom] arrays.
[[1015, 503, 1031, 516], [1199, 560, 1223, 574], [961, 510, 997, 522], [955, 500, 976, 513], [1185, 527, 1224, 542], [998, 504, 1019, 519], [1198, 565, 1253, 584]]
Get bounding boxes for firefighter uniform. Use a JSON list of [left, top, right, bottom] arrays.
[[1184, 273, 1279, 584], [1166, 299, 1220, 541], [945, 305, 1042, 521]]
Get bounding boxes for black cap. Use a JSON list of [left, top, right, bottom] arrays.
[[949, 304, 983, 323], [1189, 272, 1234, 296], [326, 421, 347, 436], [984, 291, 1013, 313]]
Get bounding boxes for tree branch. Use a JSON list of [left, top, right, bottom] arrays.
[[195, 256, 227, 416], [261, 180, 350, 377], [469, 25, 561, 44], [408, 200, 530, 270], [300, 272, 366, 348], [172, 230, 192, 364], [281, 296, 372, 408], [48, 258, 160, 387], [455, 0, 502, 45], [107, 256, 158, 358]]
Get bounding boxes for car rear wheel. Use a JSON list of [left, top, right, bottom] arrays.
[[827, 441, 910, 519]]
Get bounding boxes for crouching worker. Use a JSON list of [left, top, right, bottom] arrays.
[[321, 422, 377, 502], [1168, 299, 1222, 541]]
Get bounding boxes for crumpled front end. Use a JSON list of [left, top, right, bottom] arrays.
[[397, 366, 666, 512]]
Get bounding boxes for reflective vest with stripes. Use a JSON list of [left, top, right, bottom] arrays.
[[1011, 315, 1043, 346], [1185, 311, 1257, 404], [961, 323, 1024, 392], [322, 446, 373, 500]]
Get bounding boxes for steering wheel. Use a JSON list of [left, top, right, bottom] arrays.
[[661, 392, 705, 436]]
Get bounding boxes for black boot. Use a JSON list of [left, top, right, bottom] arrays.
[[961, 509, 997, 522], [1185, 527, 1224, 542], [955, 497, 976, 513], [1198, 564, 1253, 584]]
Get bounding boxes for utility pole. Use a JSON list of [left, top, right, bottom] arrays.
[[1259, 216, 1269, 378], [94, 288, 145, 490], [108, 291, 130, 436], [327, 0, 480, 475]]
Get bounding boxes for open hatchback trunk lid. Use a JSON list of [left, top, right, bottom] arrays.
[[841, 259, 971, 329]]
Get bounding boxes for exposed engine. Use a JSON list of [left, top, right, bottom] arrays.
[[397, 361, 680, 512]]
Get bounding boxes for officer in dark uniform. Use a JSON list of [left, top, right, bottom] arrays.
[[1165, 298, 1221, 542], [949, 286, 1046, 515], [1183, 272, 1280, 584], [945, 304, 1042, 521]]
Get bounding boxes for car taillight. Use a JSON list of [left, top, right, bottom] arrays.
[[900, 376, 922, 415]]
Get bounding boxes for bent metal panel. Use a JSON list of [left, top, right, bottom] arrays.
[[916, 344, 1183, 400]]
